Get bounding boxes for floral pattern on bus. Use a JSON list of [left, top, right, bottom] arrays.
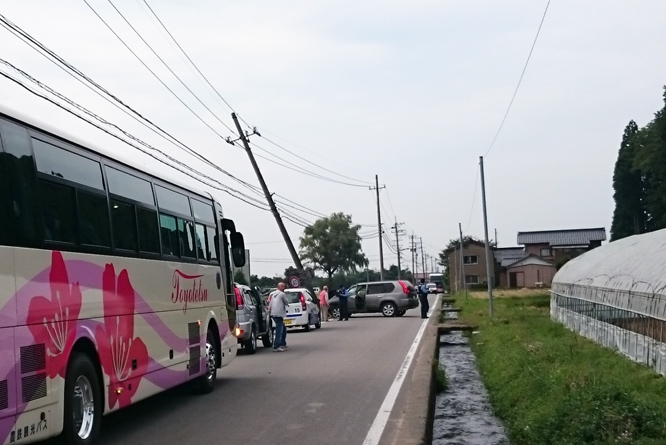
[[95, 264, 149, 409], [26, 251, 82, 378]]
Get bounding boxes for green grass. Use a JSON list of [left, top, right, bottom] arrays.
[[455, 293, 666, 445], [433, 358, 448, 393]]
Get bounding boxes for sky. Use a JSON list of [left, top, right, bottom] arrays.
[[1, 1, 665, 277]]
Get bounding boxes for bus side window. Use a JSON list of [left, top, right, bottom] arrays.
[[111, 199, 138, 251], [159, 213, 179, 256], [178, 218, 196, 259], [137, 207, 160, 254], [0, 119, 39, 247], [40, 181, 77, 244], [206, 226, 219, 263], [194, 223, 206, 261]]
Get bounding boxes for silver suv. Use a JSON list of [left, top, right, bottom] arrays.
[[328, 280, 419, 318], [234, 284, 273, 353]]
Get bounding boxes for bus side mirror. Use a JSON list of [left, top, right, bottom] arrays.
[[230, 232, 246, 267]]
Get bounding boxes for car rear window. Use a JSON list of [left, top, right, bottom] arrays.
[[285, 292, 302, 304]]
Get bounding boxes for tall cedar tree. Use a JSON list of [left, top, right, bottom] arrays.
[[299, 213, 368, 286], [610, 120, 643, 240], [633, 87, 666, 230]]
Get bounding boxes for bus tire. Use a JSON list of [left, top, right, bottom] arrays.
[[63, 353, 102, 445], [197, 329, 217, 394]]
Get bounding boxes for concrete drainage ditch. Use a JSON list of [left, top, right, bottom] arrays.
[[432, 305, 509, 444]]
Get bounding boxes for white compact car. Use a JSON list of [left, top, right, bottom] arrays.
[[283, 288, 321, 331]]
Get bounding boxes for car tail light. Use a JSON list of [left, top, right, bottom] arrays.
[[300, 293, 307, 311], [235, 287, 244, 309], [398, 281, 410, 294]]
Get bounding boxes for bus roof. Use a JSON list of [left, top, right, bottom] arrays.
[[0, 103, 217, 205]]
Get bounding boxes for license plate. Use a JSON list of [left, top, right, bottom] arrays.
[[284, 319, 292, 325]]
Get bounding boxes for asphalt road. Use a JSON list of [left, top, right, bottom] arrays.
[[75, 296, 435, 445]]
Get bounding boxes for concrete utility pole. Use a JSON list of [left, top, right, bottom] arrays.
[[459, 222, 468, 300], [479, 156, 494, 317], [370, 175, 385, 280], [391, 218, 404, 279], [410, 233, 416, 282], [420, 238, 425, 282], [231, 113, 307, 280]]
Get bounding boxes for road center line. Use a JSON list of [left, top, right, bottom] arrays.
[[362, 294, 441, 445]]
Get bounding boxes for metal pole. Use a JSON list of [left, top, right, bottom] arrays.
[[459, 222, 467, 300], [479, 156, 494, 317]]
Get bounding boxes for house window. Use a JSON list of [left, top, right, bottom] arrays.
[[463, 255, 478, 265], [540, 248, 552, 257], [465, 275, 479, 284]]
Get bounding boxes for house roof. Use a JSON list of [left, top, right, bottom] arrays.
[[444, 239, 486, 254], [517, 228, 606, 246], [493, 247, 525, 262], [506, 254, 555, 269]]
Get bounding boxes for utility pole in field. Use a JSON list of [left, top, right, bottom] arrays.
[[391, 218, 405, 279], [459, 222, 467, 300], [370, 175, 385, 280], [480, 156, 494, 317]]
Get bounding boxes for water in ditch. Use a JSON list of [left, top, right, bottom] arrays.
[[432, 330, 509, 445]]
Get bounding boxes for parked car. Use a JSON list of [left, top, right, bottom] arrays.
[[234, 284, 273, 353], [281, 288, 321, 331], [329, 280, 419, 318]]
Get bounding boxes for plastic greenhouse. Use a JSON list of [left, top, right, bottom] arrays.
[[551, 228, 666, 375]]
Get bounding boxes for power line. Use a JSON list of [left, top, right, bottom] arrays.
[[139, 0, 235, 113], [82, 0, 236, 138], [261, 135, 373, 186], [484, 0, 551, 157]]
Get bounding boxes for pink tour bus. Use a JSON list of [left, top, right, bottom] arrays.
[[0, 105, 246, 444]]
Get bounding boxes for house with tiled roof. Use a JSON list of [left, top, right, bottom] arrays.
[[517, 228, 606, 267]]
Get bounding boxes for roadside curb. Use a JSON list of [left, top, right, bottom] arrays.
[[389, 301, 440, 445]]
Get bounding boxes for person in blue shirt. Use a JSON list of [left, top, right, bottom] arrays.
[[418, 279, 430, 319], [337, 285, 349, 321]]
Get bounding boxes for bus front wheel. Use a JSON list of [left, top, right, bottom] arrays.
[[197, 329, 217, 394], [63, 353, 102, 445]]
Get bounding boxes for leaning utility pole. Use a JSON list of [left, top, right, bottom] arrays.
[[231, 113, 306, 276], [370, 175, 385, 280], [480, 156, 494, 317]]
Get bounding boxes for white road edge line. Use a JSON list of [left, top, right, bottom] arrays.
[[362, 294, 441, 445]]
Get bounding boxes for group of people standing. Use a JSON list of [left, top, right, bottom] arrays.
[[318, 285, 350, 321], [268, 280, 431, 352]]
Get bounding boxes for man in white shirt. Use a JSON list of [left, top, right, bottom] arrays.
[[268, 282, 290, 352]]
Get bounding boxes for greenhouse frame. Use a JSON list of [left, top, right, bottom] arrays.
[[551, 229, 666, 375]]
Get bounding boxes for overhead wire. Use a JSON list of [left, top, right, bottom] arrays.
[[0, 14, 340, 226], [484, 0, 551, 157], [82, 0, 236, 139], [139, 0, 235, 113]]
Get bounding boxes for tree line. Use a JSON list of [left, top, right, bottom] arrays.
[[237, 212, 415, 291], [611, 87, 666, 240]]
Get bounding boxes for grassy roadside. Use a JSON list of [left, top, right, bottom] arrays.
[[455, 293, 666, 445]]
